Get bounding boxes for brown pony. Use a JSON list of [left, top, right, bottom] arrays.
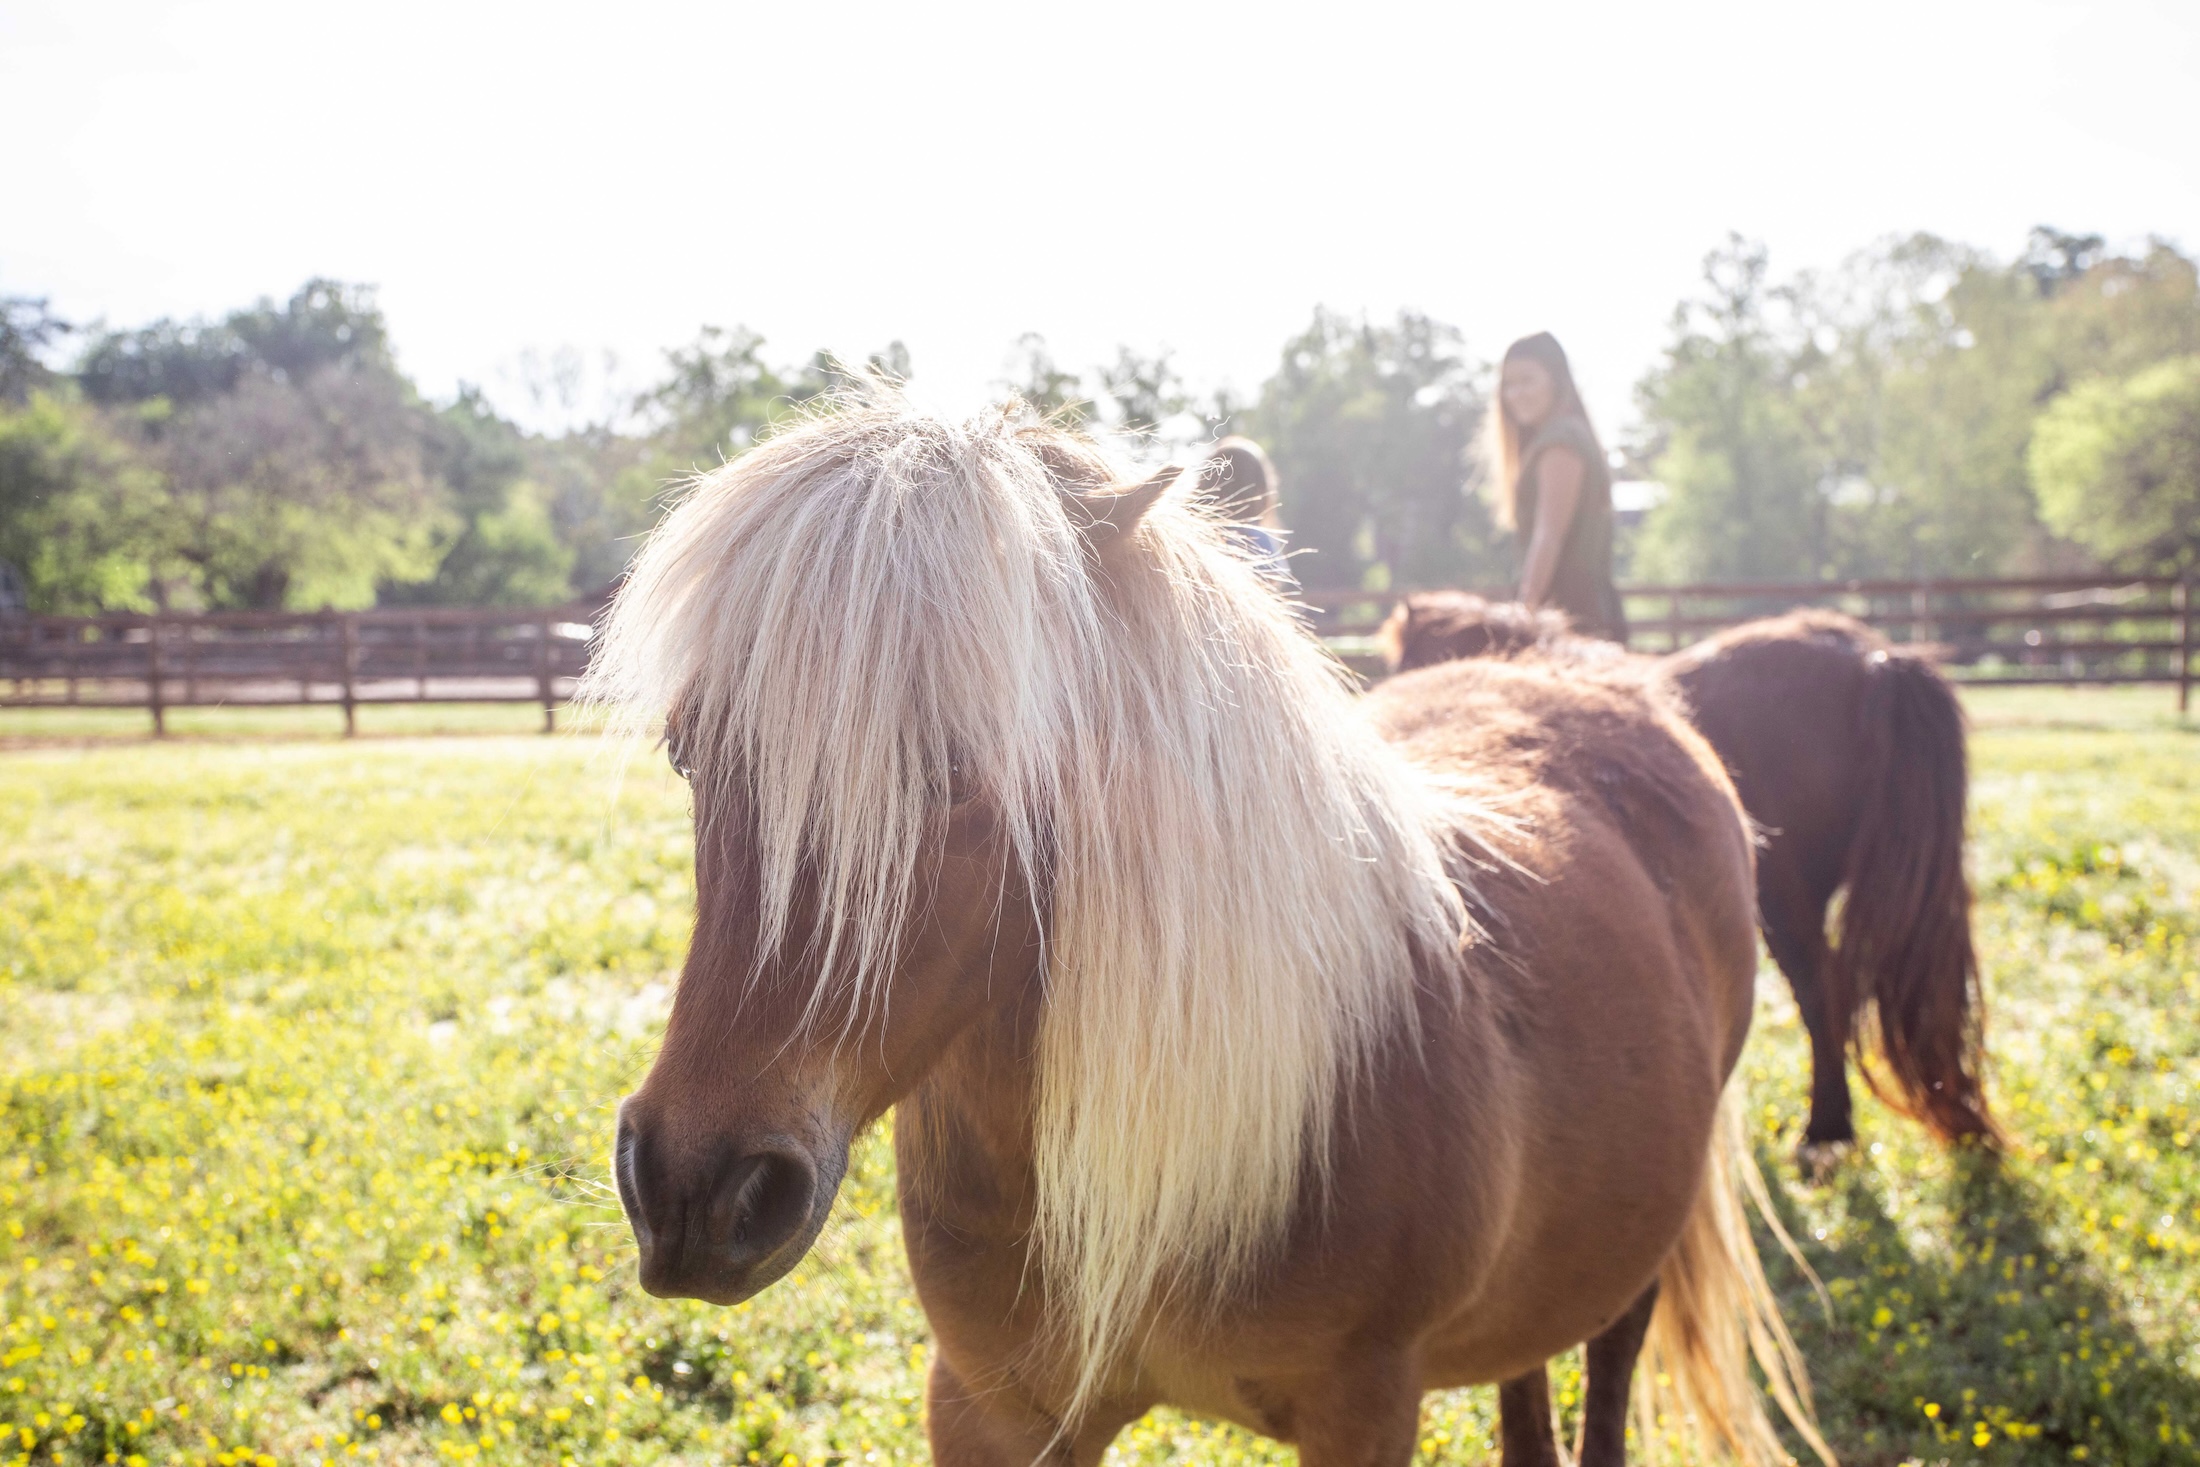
[[1382, 592, 1997, 1167], [586, 406, 1826, 1465]]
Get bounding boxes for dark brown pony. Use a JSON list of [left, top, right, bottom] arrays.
[[1382, 592, 1997, 1164], [588, 408, 1826, 1465]]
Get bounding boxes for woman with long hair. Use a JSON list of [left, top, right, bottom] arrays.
[[1490, 332, 1626, 642]]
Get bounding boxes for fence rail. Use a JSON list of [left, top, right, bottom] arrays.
[[1304, 572, 2195, 708], [0, 606, 596, 734], [3, 574, 2191, 734]]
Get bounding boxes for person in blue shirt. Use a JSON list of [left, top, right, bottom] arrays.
[[1195, 436, 1295, 591]]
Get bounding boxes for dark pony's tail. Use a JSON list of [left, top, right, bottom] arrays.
[[1829, 646, 2000, 1146]]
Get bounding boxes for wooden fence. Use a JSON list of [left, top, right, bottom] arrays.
[[0, 606, 595, 734], [1306, 572, 2195, 708], [2, 574, 2191, 734]]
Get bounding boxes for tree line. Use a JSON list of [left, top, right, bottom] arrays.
[[1627, 228, 2200, 585], [2, 225, 2195, 614]]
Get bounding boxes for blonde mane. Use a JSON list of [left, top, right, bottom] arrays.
[[583, 400, 1470, 1416]]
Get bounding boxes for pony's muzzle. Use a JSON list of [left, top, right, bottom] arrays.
[[615, 1100, 833, 1305]]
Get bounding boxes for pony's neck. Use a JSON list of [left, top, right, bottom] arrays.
[[899, 984, 1044, 1226]]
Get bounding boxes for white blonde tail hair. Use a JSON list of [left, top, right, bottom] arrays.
[[1638, 1094, 1835, 1465]]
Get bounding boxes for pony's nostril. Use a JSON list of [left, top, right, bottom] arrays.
[[704, 1152, 764, 1247], [613, 1111, 654, 1247], [622, 1121, 827, 1302], [707, 1148, 815, 1266]]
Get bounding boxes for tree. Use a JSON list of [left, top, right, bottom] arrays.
[[78, 279, 391, 408], [2021, 226, 2107, 297], [527, 425, 655, 598], [1243, 309, 1498, 591], [1097, 346, 1190, 440], [1, 293, 71, 404], [76, 315, 247, 407], [1848, 236, 2046, 575], [427, 480, 573, 605], [0, 391, 166, 612], [44, 279, 447, 609], [10, 288, 902, 612], [382, 388, 576, 607], [575, 326, 836, 597], [227, 279, 393, 382], [148, 364, 449, 609], [998, 334, 1088, 422], [1845, 232, 2200, 575], [1630, 230, 2200, 581], [2030, 355, 2200, 573], [1629, 238, 1831, 583], [638, 325, 824, 469]]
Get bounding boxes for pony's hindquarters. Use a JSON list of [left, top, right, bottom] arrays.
[[1372, 657, 1814, 1460], [1831, 649, 1998, 1145], [1640, 1096, 1833, 1465]]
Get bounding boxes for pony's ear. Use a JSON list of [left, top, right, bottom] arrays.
[[1063, 463, 1181, 547]]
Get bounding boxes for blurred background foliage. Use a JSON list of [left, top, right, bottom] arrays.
[[1626, 228, 2200, 584], [3, 224, 2198, 610]]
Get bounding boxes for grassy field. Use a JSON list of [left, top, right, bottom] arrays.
[[2, 687, 2195, 1466], [0, 702, 560, 745]]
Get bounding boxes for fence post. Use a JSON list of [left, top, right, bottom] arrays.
[[2179, 570, 2192, 714], [1666, 593, 1683, 653], [147, 616, 166, 738], [340, 614, 359, 737], [537, 615, 556, 734]]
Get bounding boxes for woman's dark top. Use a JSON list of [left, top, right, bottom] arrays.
[[1515, 414, 1627, 643]]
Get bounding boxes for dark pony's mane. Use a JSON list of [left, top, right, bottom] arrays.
[[1380, 591, 1629, 672]]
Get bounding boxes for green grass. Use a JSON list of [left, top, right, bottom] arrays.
[[2, 694, 2195, 1466], [0, 702, 566, 744]]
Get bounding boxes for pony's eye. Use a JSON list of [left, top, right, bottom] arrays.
[[945, 758, 977, 806]]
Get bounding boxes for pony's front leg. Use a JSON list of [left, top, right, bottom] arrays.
[[1291, 1353, 1424, 1467], [924, 1354, 1138, 1467]]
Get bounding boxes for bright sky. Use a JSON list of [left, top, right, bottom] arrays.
[[6, 0, 2197, 437]]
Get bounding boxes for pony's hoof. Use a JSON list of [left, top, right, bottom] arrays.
[[1796, 1138, 1853, 1183]]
